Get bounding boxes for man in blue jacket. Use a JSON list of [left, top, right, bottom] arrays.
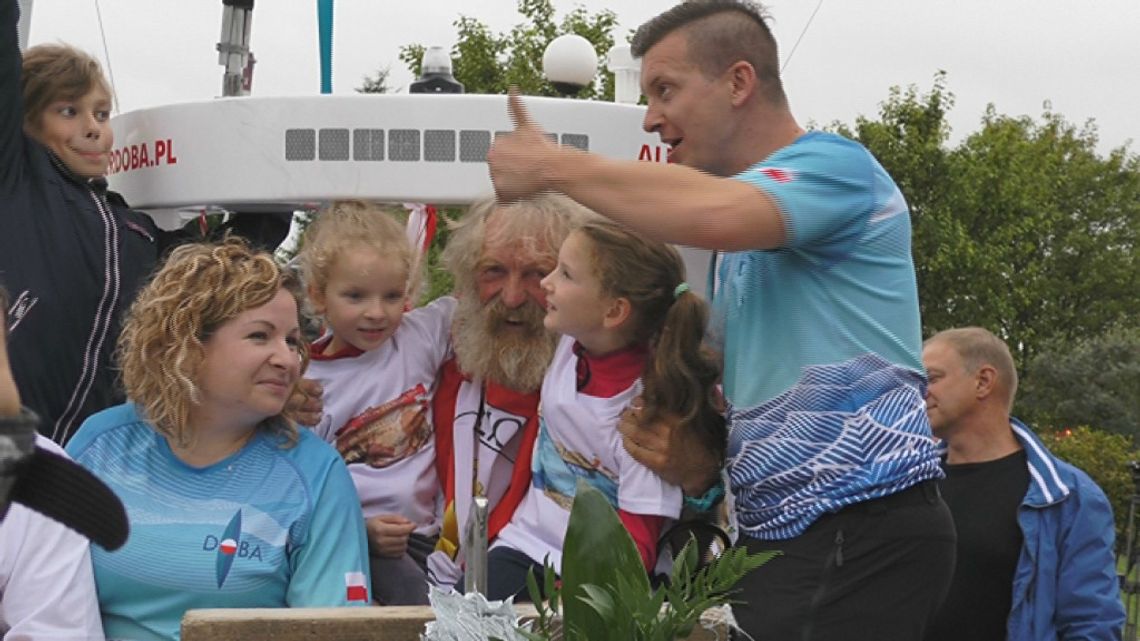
[[923, 327, 1124, 641]]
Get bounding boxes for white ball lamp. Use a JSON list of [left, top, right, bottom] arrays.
[[542, 34, 599, 95]]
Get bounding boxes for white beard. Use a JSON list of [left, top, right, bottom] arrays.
[[450, 293, 558, 394]]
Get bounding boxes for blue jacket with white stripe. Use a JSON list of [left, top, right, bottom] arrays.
[[1, 0, 289, 444], [1008, 418, 1125, 641], [0, 0, 161, 445]]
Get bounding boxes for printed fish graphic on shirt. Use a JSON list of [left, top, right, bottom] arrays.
[[216, 510, 242, 588]]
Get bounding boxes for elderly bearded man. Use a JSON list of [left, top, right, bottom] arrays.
[[426, 194, 592, 587], [288, 194, 591, 598]]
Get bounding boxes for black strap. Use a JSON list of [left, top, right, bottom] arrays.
[[10, 446, 129, 550], [657, 518, 732, 566]]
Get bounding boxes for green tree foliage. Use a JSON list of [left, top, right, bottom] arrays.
[[1038, 427, 1138, 548], [1020, 327, 1140, 440], [399, 0, 618, 100], [945, 108, 1139, 368], [838, 78, 1140, 544], [356, 66, 391, 94], [835, 74, 1140, 372]]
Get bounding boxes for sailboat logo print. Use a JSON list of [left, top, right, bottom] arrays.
[[215, 510, 242, 588]]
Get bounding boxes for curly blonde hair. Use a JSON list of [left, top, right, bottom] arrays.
[[299, 200, 416, 303], [117, 239, 309, 447]]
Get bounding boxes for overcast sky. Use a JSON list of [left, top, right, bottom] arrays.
[[22, 0, 1140, 156]]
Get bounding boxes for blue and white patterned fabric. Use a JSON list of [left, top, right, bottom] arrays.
[[715, 131, 942, 539], [728, 354, 941, 539]]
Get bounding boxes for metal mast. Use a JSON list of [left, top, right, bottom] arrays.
[[217, 0, 254, 97]]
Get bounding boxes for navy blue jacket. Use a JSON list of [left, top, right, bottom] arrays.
[[1, 0, 161, 444], [1, 0, 291, 444]]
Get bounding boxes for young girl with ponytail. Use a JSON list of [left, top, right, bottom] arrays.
[[479, 218, 725, 600]]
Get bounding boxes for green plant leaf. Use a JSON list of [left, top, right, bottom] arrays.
[[577, 583, 617, 619], [669, 535, 699, 599], [524, 569, 549, 631], [522, 481, 778, 640], [561, 480, 650, 641], [542, 555, 559, 615]]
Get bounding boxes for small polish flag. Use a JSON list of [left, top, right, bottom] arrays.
[[345, 571, 368, 603], [402, 202, 438, 308], [219, 538, 238, 555], [758, 167, 794, 183]]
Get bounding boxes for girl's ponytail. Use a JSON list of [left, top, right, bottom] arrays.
[[576, 219, 727, 466]]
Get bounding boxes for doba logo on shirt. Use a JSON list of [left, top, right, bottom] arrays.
[[201, 510, 264, 588]]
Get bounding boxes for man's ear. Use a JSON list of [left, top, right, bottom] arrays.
[[602, 296, 633, 331], [975, 364, 998, 401], [726, 60, 758, 108]]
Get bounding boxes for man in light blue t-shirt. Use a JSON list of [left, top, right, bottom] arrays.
[[487, 1, 955, 639]]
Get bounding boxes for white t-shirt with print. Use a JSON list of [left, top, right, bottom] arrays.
[[493, 336, 681, 573], [308, 296, 456, 535]]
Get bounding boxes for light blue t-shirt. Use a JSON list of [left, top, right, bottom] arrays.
[[715, 131, 942, 540], [67, 403, 371, 641]]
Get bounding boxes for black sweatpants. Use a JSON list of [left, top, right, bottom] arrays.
[[732, 480, 956, 641]]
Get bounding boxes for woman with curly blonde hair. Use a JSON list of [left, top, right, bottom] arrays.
[[65, 239, 371, 641]]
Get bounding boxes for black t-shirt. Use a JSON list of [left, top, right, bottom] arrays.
[[926, 449, 1029, 641]]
